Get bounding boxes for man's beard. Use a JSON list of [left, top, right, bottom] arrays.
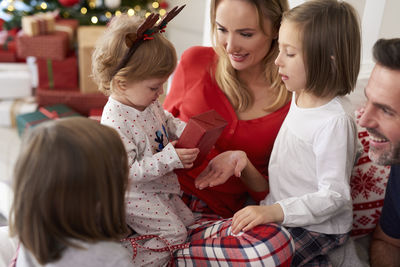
[[368, 140, 400, 165]]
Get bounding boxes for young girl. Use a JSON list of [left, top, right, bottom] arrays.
[[9, 117, 132, 266], [92, 10, 199, 266], [196, 0, 361, 265]]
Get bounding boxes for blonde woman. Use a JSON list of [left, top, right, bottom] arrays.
[[164, 0, 291, 219]]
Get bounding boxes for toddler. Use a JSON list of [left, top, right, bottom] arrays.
[[92, 8, 199, 266]]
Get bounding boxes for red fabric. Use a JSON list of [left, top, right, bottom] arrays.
[[164, 46, 290, 218]]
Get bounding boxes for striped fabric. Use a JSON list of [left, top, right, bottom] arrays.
[[172, 204, 294, 266], [287, 227, 349, 267]]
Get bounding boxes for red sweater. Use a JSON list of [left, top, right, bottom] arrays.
[[164, 46, 290, 218]]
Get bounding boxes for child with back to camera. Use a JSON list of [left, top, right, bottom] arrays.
[[9, 117, 132, 267], [92, 7, 200, 266], [196, 0, 361, 265]]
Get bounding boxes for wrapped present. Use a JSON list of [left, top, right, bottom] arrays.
[[78, 26, 106, 94], [55, 19, 79, 47], [36, 87, 107, 116], [17, 31, 69, 60], [0, 63, 32, 99], [176, 110, 228, 167], [37, 53, 78, 90], [16, 104, 81, 136], [21, 13, 55, 37], [88, 108, 103, 122], [0, 97, 37, 127]]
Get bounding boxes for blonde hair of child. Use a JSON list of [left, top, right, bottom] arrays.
[[283, 0, 361, 97], [9, 117, 129, 264], [92, 14, 177, 96], [210, 0, 291, 112]]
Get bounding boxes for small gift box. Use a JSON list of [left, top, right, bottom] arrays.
[[176, 110, 228, 167], [36, 87, 107, 116], [16, 104, 81, 136], [37, 53, 78, 90], [21, 13, 55, 37], [55, 19, 79, 47], [78, 26, 106, 94], [0, 63, 32, 99], [0, 97, 37, 127], [17, 31, 69, 60]]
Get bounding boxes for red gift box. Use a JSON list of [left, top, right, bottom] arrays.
[[176, 110, 227, 167], [37, 54, 78, 90], [36, 87, 107, 116], [55, 19, 79, 47], [17, 31, 69, 60]]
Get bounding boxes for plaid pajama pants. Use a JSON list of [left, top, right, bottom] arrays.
[[173, 194, 294, 266], [286, 227, 349, 267]]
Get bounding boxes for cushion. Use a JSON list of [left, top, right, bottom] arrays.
[[350, 109, 390, 238]]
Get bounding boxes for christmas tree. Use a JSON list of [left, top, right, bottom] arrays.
[[0, 0, 169, 30]]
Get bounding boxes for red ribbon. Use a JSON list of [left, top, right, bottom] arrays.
[[39, 107, 59, 119], [121, 234, 189, 266]]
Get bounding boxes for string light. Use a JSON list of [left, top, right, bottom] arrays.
[[115, 10, 121, 16], [159, 8, 166, 16], [145, 12, 151, 18], [40, 2, 47, 9], [127, 8, 134, 16], [152, 1, 159, 9], [89, 1, 95, 8], [91, 16, 98, 24], [80, 7, 87, 14], [105, 11, 112, 18], [134, 5, 141, 12]]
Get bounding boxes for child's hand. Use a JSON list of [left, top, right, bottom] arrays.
[[231, 204, 284, 234], [195, 150, 247, 190], [173, 146, 199, 169]]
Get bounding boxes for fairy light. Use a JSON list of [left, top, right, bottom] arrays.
[[105, 11, 112, 18], [89, 1, 96, 8], [152, 1, 159, 9], [127, 8, 134, 16], [115, 10, 121, 16], [40, 2, 47, 9], [80, 7, 87, 14], [159, 8, 166, 16], [91, 16, 98, 24], [134, 5, 141, 12], [145, 12, 151, 18], [6, 4, 14, 11]]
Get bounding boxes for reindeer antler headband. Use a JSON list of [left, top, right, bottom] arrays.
[[112, 5, 185, 78]]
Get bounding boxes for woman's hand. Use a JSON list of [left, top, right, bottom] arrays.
[[195, 150, 248, 190], [231, 204, 284, 234], [171, 141, 199, 169]]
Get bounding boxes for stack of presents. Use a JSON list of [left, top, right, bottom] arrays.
[[0, 13, 107, 136]]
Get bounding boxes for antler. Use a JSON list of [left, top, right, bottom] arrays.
[[157, 5, 185, 28], [125, 13, 160, 48]]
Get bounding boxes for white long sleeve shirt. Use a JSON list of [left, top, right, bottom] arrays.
[[261, 94, 358, 234], [101, 97, 186, 194]]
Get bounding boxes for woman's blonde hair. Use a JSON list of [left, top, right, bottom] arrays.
[[9, 117, 129, 264], [92, 14, 177, 96], [283, 0, 361, 97], [210, 0, 290, 112]]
